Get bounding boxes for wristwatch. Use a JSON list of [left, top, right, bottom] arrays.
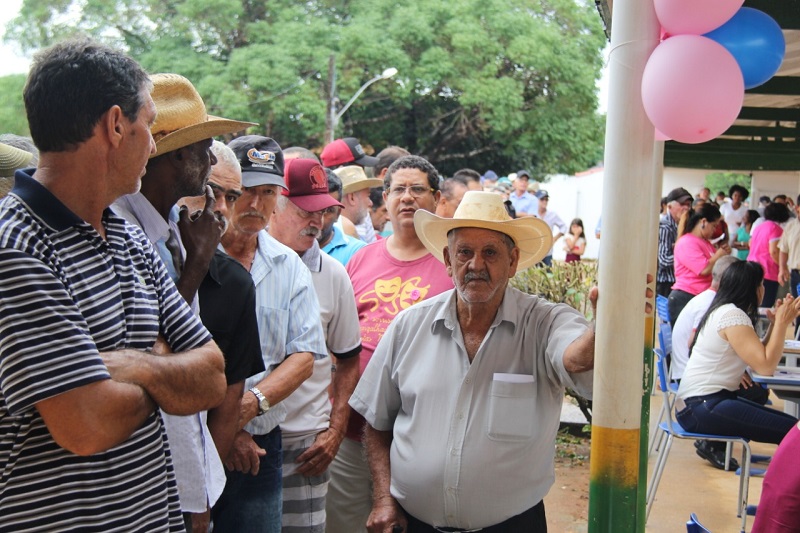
[[249, 386, 270, 416]]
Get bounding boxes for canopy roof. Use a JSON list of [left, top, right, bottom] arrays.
[[597, 0, 800, 171]]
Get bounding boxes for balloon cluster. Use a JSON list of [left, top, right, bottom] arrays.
[[642, 1, 785, 144]]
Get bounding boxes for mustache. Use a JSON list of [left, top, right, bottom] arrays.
[[464, 271, 490, 283], [240, 211, 265, 219], [301, 227, 320, 237]]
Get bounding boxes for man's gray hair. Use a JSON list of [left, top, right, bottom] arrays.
[[711, 255, 739, 287], [275, 194, 290, 211], [212, 140, 239, 171]]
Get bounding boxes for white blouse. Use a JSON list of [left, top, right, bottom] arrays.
[[677, 303, 753, 399]]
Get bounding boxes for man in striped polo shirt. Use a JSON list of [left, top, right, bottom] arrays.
[[0, 39, 226, 532]]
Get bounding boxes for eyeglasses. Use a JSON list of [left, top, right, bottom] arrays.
[[388, 185, 435, 198], [294, 205, 340, 219]]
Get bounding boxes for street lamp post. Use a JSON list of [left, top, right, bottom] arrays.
[[325, 62, 397, 145]]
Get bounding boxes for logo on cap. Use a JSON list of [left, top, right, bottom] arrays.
[[309, 165, 327, 191], [247, 148, 277, 169], [354, 143, 366, 157]]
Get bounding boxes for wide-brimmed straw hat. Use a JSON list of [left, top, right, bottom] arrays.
[[334, 165, 383, 194], [149, 73, 256, 157], [0, 143, 33, 177], [414, 191, 553, 269]]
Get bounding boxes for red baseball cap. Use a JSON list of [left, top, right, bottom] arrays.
[[320, 137, 379, 168], [282, 158, 344, 212]]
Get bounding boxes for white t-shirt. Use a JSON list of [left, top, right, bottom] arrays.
[[677, 303, 753, 399], [671, 289, 716, 380], [721, 202, 747, 248], [281, 245, 362, 442]]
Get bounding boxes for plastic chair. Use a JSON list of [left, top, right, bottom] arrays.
[[647, 349, 753, 533], [649, 296, 676, 454], [686, 513, 712, 533], [649, 323, 678, 455], [656, 294, 671, 324]]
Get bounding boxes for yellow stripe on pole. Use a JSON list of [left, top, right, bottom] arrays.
[[590, 426, 641, 487]]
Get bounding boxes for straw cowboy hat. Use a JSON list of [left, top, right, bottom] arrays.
[[333, 165, 383, 194], [414, 191, 553, 270], [0, 143, 33, 178], [149, 73, 256, 157]]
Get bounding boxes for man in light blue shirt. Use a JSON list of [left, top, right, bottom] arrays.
[[319, 169, 367, 266], [508, 169, 538, 217], [211, 135, 328, 533]]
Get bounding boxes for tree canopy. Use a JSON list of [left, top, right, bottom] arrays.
[[5, 0, 607, 177]]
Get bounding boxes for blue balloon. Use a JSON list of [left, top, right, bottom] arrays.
[[704, 7, 785, 89]]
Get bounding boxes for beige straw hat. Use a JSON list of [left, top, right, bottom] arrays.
[[333, 165, 383, 194], [0, 143, 33, 177], [150, 73, 256, 157], [414, 191, 553, 269]]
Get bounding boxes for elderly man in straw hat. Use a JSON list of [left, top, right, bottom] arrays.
[[350, 191, 598, 532], [112, 72, 255, 532], [0, 38, 227, 531]]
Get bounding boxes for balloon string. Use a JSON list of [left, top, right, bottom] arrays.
[[607, 39, 660, 69]]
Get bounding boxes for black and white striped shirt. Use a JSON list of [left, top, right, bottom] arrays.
[[0, 171, 211, 532]]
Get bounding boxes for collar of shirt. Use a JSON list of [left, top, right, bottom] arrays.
[[300, 239, 322, 273], [11, 169, 113, 231], [435, 286, 519, 336], [113, 192, 171, 244], [250, 230, 291, 286], [327, 224, 349, 250]]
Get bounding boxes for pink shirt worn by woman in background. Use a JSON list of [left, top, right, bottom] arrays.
[[672, 233, 716, 295]]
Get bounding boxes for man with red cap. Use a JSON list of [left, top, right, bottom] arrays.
[[268, 158, 362, 532], [320, 137, 379, 170]]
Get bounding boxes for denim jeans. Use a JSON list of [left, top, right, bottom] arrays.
[[212, 427, 283, 533], [676, 390, 797, 445]]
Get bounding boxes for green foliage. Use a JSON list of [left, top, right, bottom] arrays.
[[510, 260, 598, 320], [0, 75, 30, 135], [4, 0, 606, 176], [511, 260, 598, 424], [704, 172, 752, 198]]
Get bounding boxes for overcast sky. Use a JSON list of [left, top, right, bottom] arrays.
[[0, 0, 30, 77]]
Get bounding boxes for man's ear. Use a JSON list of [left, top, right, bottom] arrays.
[[104, 105, 125, 148], [508, 246, 520, 278]]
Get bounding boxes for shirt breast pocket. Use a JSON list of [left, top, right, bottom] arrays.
[[258, 306, 289, 366], [487, 376, 536, 442]]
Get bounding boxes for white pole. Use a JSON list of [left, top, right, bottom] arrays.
[[588, 0, 662, 527]]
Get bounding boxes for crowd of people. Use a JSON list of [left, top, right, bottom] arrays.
[[0, 38, 623, 533], [658, 182, 800, 529]]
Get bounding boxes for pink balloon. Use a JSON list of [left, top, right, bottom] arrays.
[[655, 129, 671, 141], [655, 0, 743, 35], [642, 35, 744, 144]]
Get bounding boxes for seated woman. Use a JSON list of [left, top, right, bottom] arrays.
[[751, 421, 800, 533], [676, 261, 800, 450], [668, 203, 731, 327], [563, 218, 586, 263]]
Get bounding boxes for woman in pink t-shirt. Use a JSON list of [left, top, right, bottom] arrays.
[[748, 202, 792, 308], [668, 203, 731, 326]]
